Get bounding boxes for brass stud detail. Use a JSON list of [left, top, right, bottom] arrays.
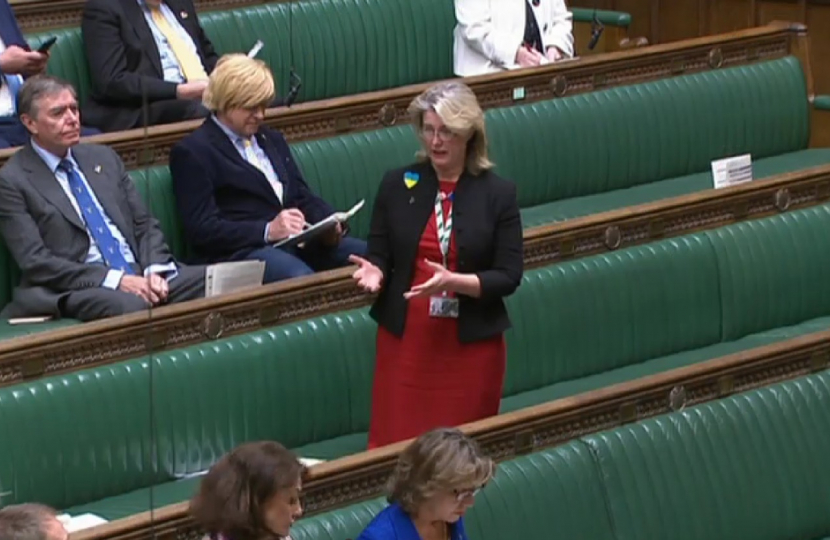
[[708, 47, 724, 69], [668, 385, 688, 412], [378, 104, 398, 127], [774, 188, 791, 212], [202, 312, 224, 340], [604, 225, 622, 250], [551, 75, 568, 97]]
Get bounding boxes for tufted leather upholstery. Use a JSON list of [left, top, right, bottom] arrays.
[[0, 55, 822, 329], [290, 370, 830, 540], [25, 3, 629, 105], [6, 203, 830, 518], [291, 441, 616, 540], [582, 370, 830, 540]]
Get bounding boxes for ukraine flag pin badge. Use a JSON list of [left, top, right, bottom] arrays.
[[403, 171, 420, 189]]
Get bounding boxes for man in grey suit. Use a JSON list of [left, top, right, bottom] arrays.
[[0, 75, 205, 322]]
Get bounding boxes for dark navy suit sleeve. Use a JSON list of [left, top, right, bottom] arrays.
[[266, 130, 335, 225], [169, 137, 270, 257]]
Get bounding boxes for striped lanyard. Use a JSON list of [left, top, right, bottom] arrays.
[[434, 190, 454, 267]]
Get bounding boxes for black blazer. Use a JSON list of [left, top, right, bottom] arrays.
[[367, 161, 523, 344], [169, 118, 335, 263], [81, 0, 219, 132]]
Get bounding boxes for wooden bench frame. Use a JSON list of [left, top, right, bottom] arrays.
[[73, 319, 830, 540], [2, 164, 829, 388], [0, 22, 804, 170]]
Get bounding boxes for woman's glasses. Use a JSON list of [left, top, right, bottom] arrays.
[[421, 125, 456, 143]]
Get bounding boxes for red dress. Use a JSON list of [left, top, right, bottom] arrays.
[[367, 181, 506, 449]]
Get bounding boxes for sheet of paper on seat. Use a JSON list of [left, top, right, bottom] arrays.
[[205, 260, 266, 298], [299, 457, 326, 467], [56, 513, 108, 533], [711, 154, 753, 189]]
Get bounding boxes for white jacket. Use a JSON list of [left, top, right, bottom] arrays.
[[453, 0, 574, 77]]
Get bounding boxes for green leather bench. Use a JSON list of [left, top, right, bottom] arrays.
[[0, 55, 826, 335], [4, 202, 830, 519], [25, 1, 631, 107], [290, 369, 830, 540]]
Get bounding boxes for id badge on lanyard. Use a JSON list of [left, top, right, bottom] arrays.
[[429, 191, 460, 319]]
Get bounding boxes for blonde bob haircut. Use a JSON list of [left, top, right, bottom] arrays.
[[203, 53, 276, 113], [386, 427, 496, 515], [408, 81, 493, 175]]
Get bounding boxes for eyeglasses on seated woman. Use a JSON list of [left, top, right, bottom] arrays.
[[356, 427, 495, 540]]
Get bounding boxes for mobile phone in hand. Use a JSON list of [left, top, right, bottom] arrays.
[[37, 36, 58, 53]]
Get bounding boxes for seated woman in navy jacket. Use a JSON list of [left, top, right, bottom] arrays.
[[170, 54, 366, 283], [357, 428, 495, 540]]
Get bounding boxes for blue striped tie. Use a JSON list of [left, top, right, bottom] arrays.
[[3, 74, 22, 113], [58, 159, 135, 275]]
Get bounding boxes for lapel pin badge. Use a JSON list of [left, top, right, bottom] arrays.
[[403, 171, 419, 189], [180, 11, 189, 18], [409, 196, 415, 204], [94, 165, 102, 174]]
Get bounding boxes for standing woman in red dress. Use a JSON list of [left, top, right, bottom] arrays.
[[350, 81, 524, 449]]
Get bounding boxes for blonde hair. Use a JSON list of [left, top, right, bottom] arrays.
[[408, 81, 493, 175], [386, 427, 496, 514], [203, 54, 276, 113]]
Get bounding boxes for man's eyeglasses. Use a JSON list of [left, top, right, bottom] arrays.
[[421, 125, 456, 142]]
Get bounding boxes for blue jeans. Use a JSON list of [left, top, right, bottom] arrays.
[[243, 237, 367, 284]]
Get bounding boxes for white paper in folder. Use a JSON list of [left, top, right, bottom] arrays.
[[205, 260, 266, 297]]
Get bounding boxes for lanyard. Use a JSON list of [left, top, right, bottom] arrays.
[[434, 190, 453, 267]]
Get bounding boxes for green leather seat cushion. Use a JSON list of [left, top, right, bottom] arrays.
[[520, 149, 830, 227]]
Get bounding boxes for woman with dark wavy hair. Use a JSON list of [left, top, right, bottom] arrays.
[[356, 428, 495, 540], [190, 441, 307, 540]]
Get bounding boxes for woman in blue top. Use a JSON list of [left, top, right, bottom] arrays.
[[357, 427, 495, 540]]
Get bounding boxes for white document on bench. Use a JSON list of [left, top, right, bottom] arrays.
[[205, 260, 266, 298], [57, 513, 108, 533], [711, 153, 753, 189]]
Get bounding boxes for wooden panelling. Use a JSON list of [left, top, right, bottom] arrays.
[[806, 2, 830, 93], [615, 0, 656, 40], [570, 0, 829, 94], [709, 0, 756, 34], [657, 0, 705, 42], [757, 1, 804, 26]]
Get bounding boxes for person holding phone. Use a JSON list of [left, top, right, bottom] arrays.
[[453, 0, 574, 76], [0, 0, 99, 148], [0, 0, 49, 148]]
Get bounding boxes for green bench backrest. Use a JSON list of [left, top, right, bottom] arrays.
[[25, 2, 628, 106], [4, 203, 830, 510], [582, 370, 830, 539], [487, 55, 810, 206], [0, 309, 377, 508], [503, 233, 721, 396], [705, 204, 830, 341], [293, 370, 830, 540], [0, 56, 808, 304], [291, 441, 615, 540]]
